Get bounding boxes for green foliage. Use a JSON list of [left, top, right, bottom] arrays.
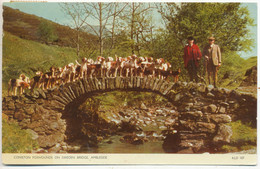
[[159, 3, 254, 52], [2, 119, 39, 153], [94, 91, 167, 110], [37, 20, 58, 43], [228, 120, 257, 146], [220, 120, 257, 153], [218, 52, 257, 89]]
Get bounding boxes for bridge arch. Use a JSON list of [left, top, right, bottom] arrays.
[[2, 76, 256, 153]]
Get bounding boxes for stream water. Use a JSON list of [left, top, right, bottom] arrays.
[[68, 103, 177, 153], [76, 134, 165, 153]]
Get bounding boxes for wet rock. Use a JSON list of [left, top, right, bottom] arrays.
[[72, 146, 81, 151], [120, 133, 144, 145], [210, 114, 231, 123], [120, 121, 142, 132], [213, 124, 232, 145], [179, 139, 204, 153]]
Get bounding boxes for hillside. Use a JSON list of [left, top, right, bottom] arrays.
[[2, 31, 79, 96], [3, 6, 98, 47]]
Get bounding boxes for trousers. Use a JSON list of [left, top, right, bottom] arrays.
[[187, 60, 198, 83]]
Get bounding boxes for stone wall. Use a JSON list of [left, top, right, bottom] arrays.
[[2, 77, 257, 153]]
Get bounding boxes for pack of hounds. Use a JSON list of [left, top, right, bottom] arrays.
[[8, 55, 181, 96]]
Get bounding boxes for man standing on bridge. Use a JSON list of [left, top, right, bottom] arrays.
[[202, 37, 221, 87], [183, 36, 202, 83]]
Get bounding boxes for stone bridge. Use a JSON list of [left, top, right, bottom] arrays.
[[2, 77, 257, 153]]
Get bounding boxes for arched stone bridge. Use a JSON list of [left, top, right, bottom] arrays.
[[2, 77, 257, 153]]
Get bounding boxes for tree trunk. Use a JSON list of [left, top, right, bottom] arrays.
[[99, 3, 103, 56], [77, 29, 80, 57], [131, 3, 135, 55]]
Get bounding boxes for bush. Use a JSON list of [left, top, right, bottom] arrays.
[[37, 20, 58, 43], [2, 119, 39, 153]]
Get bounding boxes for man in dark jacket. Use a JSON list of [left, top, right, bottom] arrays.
[[203, 37, 221, 87], [183, 36, 202, 83]]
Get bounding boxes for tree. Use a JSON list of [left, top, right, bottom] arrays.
[[154, 3, 255, 82], [109, 3, 128, 50], [157, 3, 254, 52], [60, 3, 90, 57], [83, 2, 114, 56], [121, 2, 154, 55], [37, 20, 58, 44]]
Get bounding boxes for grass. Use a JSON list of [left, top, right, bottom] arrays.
[[2, 31, 79, 96], [220, 120, 257, 153], [217, 51, 257, 90], [2, 119, 39, 153]]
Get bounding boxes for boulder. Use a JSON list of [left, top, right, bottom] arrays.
[[179, 139, 204, 153], [213, 124, 232, 145], [26, 129, 39, 140], [120, 133, 145, 145]]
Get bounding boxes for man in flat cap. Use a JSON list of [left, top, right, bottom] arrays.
[[183, 36, 202, 83], [203, 37, 222, 87]]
